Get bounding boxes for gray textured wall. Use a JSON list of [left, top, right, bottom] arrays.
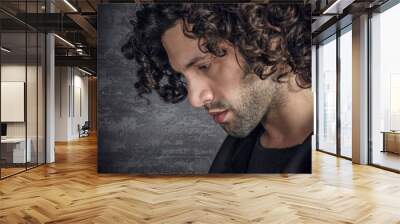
[[97, 4, 226, 174]]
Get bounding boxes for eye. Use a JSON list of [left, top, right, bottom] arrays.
[[198, 63, 211, 71]]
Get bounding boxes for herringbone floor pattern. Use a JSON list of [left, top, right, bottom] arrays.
[[1, 134, 400, 223]]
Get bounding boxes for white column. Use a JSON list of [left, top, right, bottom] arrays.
[[352, 14, 369, 164], [311, 45, 317, 150], [46, 1, 55, 163]]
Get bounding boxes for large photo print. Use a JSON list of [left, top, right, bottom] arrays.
[[98, 2, 312, 174]]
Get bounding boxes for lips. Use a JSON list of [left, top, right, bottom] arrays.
[[209, 110, 228, 123]]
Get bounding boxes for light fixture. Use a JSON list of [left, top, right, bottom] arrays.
[[78, 67, 93, 76], [76, 48, 85, 55], [54, 34, 75, 48], [322, 0, 355, 15], [323, 0, 340, 14], [1, 47, 11, 53], [63, 0, 78, 12]]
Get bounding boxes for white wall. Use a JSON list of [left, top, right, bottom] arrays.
[[1, 63, 46, 163], [1, 65, 27, 141], [72, 72, 89, 138], [1, 64, 40, 137], [55, 66, 69, 141], [55, 66, 89, 141]]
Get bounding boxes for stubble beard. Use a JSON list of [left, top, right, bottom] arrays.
[[213, 73, 281, 138]]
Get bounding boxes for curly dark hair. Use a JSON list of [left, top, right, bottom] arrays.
[[121, 3, 311, 104]]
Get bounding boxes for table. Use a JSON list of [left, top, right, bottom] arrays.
[[381, 131, 400, 154], [1, 138, 31, 163]]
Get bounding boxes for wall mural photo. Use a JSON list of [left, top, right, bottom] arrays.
[[98, 2, 313, 174]]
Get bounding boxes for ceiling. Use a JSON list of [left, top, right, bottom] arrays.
[[0, 0, 392, 74], [0, 0, 118, 73]]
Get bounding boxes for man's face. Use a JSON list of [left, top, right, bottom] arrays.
[[161, 22, 282, 137]]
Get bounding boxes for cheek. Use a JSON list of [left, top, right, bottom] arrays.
[[212, 56, 245, 101]]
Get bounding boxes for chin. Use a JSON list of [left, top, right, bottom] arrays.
[[222, 125, 252, 138]]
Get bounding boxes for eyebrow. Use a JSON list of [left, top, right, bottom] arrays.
[[184, 55, 209, 70], [169, 54, 209, 74]]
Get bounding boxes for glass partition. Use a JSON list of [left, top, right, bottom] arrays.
[[0, 1, 46, 179], [27, 30, 38, 170], [370, 3, 400, 171], [38, 32, 45, 165], [339, 26, 352, 158], [1, 30, 28, 177], [317, 35, 337, 155]]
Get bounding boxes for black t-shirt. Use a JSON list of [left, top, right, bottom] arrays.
[[247, 133, 311, 173], [209, 124, 312, 173]]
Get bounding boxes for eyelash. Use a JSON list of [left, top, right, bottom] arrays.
[[198, 63, 210, 71]]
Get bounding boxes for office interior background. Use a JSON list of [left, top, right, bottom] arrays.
[[0, 0, 97, 178], [0, 0, 400, 223]]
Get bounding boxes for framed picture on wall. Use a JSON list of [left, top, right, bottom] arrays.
[[98, 2, 313, 174], [1, 81, 25, 123]]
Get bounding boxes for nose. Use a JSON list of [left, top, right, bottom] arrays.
[[186, 76, 214, 108]]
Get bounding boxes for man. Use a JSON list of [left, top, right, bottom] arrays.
[[122, 3, 313, 173]]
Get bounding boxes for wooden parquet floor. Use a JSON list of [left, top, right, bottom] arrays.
[[1, 134, 400, 224]]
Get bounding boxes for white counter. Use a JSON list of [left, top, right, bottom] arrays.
[[1, 138, 32, 163]]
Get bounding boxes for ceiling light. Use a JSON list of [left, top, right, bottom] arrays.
[[323, 0, 355, 15], [1, 47, 11, 53], [78, 67, 93, 76], [323, 0, 341, 14], [54, 34, 75, 48], [63, 0, 78, 12]]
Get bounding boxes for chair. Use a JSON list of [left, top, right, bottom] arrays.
[[79, 121, 90, 138]]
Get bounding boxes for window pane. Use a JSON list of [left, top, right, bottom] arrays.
[[371, 3, 400, 171], [340, 28, 352, 158], [318, 36, 337, 154]]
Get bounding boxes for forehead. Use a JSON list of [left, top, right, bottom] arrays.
[[161, 22, 204, 72]]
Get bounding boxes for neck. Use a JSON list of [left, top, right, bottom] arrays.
[[260, 74, 313, 149]]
